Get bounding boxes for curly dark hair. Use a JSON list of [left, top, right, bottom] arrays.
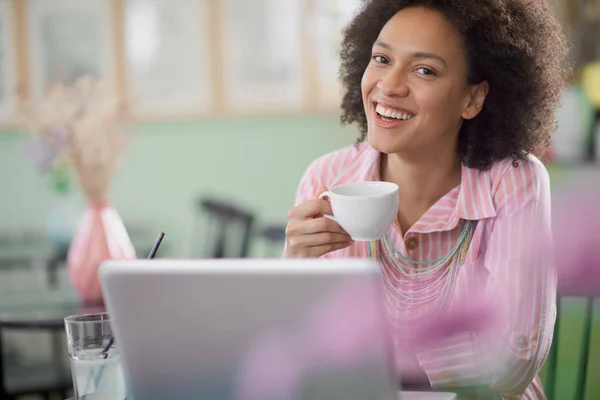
[[339, 0, 569, 170]]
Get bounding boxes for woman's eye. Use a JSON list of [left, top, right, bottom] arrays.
[[372, 55, 389, 64], [416, 67, 436, 76]]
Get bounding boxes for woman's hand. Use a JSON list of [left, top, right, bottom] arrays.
[[284, 186, 354, 258]]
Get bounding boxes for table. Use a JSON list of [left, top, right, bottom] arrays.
[[0, 299, 103, 398]]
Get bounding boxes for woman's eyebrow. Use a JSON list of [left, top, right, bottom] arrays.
[[373, 40, 448, 67]]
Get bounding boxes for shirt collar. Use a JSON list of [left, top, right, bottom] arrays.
[[428, 161, 497, 232], [330, 144, 380, 187]]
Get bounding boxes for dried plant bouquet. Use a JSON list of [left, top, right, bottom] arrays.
[[18, 77, 129, 202]]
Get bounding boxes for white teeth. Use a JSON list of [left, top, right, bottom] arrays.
[[375, 104, 414, 120]]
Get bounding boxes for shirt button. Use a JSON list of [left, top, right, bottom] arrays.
[[405, 237, 419, 250], [515, 334, 528, 349]]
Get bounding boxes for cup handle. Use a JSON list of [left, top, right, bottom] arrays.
[[318, 191, 337, 222]]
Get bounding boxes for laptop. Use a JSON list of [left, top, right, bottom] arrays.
[[99, 258, 400, 400]]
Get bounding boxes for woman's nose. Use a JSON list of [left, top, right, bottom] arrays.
[[377, 70, 409, 97]]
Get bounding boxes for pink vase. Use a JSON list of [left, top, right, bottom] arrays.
[[67, 197, 136, 304]]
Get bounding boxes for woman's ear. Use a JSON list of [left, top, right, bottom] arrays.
[[462, 81, 489, 120]]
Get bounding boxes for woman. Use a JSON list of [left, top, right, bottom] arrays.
[[284, 0, 568, 398]]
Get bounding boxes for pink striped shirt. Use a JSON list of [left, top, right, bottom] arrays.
[[292, 143, 556, 399]]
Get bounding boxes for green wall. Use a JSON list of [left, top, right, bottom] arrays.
[[0, 114, 355, 257]]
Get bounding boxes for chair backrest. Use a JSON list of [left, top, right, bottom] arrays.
[[544, 295, 597, 400], [257, 223, 286, 258], [195, 198, 255, 258]]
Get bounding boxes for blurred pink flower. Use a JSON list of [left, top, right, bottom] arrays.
[[234, 279, 393, 400], [24, 126, 71, 173], [299, 279, 390, 366], [46, 126, 71, 147], [407, 291, 503, 350], [547, 184, 600, 296], [234, 331, 302, 400], [24, 138, 59, 173]]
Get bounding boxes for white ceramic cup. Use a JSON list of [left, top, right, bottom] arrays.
[[319, 181, 399, 241]]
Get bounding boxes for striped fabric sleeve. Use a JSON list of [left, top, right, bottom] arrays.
[[282, 158, 324, 256], [293, 158, 322, 207], [416, 158, 557, 396]]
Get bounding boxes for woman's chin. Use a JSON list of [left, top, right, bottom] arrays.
[[367, 135, 406, 155]]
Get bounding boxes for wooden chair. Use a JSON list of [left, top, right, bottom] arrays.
[[544, 295, 597, 400], [195, 198, 255, 258], [257, 223, 286, 258]]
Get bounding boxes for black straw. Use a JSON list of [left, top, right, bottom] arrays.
[[147, 231, 165, 259], [102, 231, 165, 358]]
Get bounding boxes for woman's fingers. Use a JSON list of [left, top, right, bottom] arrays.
[[286, 217, 349, 236]]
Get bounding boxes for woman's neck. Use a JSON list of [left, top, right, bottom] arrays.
[[381, 149, 462, 234]]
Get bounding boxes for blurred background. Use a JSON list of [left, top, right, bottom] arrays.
[[0, 0, 598, 399]]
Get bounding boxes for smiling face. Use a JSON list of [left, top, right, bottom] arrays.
[[361, 6, 488, 157]]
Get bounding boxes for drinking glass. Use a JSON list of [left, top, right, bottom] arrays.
[[64, 312, 127, 400]]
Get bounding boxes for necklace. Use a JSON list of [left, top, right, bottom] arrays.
[[368, 220, 475, 337]]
